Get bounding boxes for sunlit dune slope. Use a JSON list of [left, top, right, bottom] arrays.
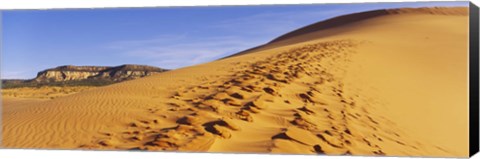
[[1, 86, 93, 99], [228, 7, 467, 58], [2, 7, 469, 157]]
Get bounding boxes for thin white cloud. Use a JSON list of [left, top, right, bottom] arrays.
[[105, 10, 352, 70], [209, 9, 351, 36], [108, 35, 264, 69], [105, 33, 189, 50], [1, 70, 33, 79]]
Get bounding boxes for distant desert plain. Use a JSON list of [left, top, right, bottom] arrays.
[[1, 7, 470, 157]]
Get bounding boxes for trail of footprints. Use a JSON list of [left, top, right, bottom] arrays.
[[80, 39, 448, 155]]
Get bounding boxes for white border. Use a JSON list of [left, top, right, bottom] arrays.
[[0, 0, 472, 9], [0, 0, 478, 159]]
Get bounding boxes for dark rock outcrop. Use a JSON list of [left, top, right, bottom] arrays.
[[2, 64, 168, 88], [34, 64, 167, 82]]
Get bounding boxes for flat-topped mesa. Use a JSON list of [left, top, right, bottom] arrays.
[[34, 64, 168, 83], [44, 65, 111, 72]]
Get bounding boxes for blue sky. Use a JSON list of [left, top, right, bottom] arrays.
[[1, 1, 468, 79]]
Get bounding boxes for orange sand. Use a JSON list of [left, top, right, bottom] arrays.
[[1, 7, 469, 157]]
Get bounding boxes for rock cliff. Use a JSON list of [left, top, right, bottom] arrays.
[[2, 64, 168, 88], [34, 65, 167, 83]]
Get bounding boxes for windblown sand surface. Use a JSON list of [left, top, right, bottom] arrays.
[[2, 86, 92, 99], [2, 7, 469, 157]]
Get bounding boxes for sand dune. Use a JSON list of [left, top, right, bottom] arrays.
[[1, 7, 469, 157], [228, 7, 468, 58], [2, 86, 92, 99]]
